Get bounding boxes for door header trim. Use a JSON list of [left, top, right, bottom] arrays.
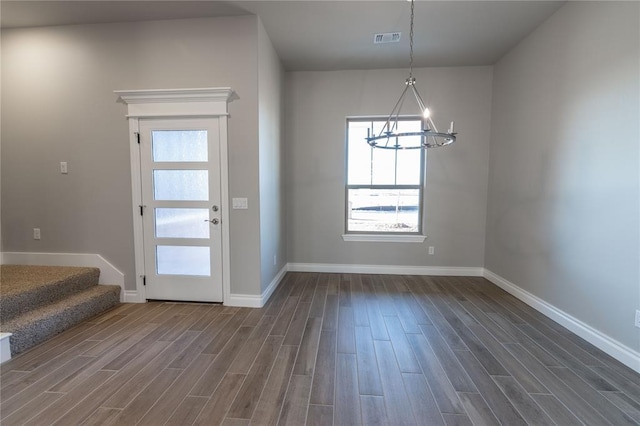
[[115, 88, 235, 118]]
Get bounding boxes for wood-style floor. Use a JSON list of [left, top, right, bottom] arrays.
[[1, 273, 639, 425]]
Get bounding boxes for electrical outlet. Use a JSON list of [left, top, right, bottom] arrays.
[[60, 162, 68, 174], [428, 246, 435, 255], [33, 228, 41, 240], [635, 310, 640, 328]]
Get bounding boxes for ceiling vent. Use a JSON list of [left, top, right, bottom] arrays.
[[374, 32, 401, 44]]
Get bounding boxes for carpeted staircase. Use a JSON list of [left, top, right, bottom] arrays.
[[0, 265, 120, 357]]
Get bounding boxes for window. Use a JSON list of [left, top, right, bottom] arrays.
[[346, 117, 425, 235]]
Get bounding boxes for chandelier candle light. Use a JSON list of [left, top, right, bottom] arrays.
[[365, 0, 457, 149]]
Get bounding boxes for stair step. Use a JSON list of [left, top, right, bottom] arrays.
[[2, 285, 121, 355], [0, 265, 101, 323]]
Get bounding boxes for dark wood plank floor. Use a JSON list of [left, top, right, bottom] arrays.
[[1, 273, 639, 425]]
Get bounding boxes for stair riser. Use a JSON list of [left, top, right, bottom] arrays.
[[1, 269, 100, 323], [8, 288, 120, 355]]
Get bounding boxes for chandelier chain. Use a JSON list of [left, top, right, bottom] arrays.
[[363, 0, 456, 149], [409, 0, 414, 79]]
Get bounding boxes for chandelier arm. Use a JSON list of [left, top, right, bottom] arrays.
[[381, 84, 410, 136], [410, 84, 427, 113], [411, 84, 440, 132], [384, 92, 408, 148], [427, 117, 438, 133], [391, 92, 408, 134]]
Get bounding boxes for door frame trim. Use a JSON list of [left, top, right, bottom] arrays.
[[116, 88, 234, 303]]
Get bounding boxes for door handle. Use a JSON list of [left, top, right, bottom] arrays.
[[204, 218, 220, 225]]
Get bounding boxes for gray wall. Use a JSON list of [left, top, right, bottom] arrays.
[[1, 16, 264, 295], [486, 2, 640, 350], [285, 67, 492, 267], [257, 18, 286, 292]]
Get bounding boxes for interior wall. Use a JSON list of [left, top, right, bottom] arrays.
[[285, 67, 492, 268], [486, 1, 640, 351], [0, 102, 2, 261], [257, 18, 286, 292], [1, 16, 263, 295], [0, 70, 3, 260]]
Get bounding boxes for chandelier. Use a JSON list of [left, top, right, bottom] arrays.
[[365, 0, 456, 150]]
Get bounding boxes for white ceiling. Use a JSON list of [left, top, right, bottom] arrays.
[[0, 1, 565, 71]]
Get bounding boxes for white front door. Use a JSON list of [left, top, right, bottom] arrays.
[[139, 118, 223, 302]]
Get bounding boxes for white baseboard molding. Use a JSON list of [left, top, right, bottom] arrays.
[[121, 265, 289, 307], [123, 290, 143, 303], [288, 262, 484, 277], [224, 293, 263, 308], [0, 333, 12, 364], [483, 269, 640, 374], [225, 264, 288, 308], [1, 252, 125, 300]]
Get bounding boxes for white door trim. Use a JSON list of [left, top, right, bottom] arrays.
[[116, 88, 234, 304]]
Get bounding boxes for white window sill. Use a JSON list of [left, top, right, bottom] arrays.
[[341, 234, 427, 243]]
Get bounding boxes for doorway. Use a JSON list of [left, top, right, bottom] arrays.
[[139, 118, 223, 302], [116, 87, 233, 304]]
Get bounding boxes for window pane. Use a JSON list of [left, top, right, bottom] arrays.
[[152, 130, 208, 162], [347, 188, 420, 233], [396, 149, 422, 185], [371, 148, 397, 185], [347, 121, 372, 185], [154, 170, 208, 201], [155, 208, 209, 239], [156, 245, 210, 276], [348, 119, 423, 186]]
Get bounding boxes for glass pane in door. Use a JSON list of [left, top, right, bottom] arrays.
[[156, 245, 211, 276], [153, 170, 208, 201], [152, 130, 208, 162], [155, 208, 210, 238]]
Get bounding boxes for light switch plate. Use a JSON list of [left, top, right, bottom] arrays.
[[232, 197, 248, 209]]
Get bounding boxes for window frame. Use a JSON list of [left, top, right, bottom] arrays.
[[344, 116, 427, 237]]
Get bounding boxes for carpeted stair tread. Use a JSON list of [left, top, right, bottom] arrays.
[[0, 265, 100, 323], [2, 284, 120, 355]]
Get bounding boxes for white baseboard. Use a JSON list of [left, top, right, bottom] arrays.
[[224, 293, 263, 308], [288, 262, 484, 277], [1, 252, 125, 300], [0, 333, 12, 364], [123, 290, 143, 303], [225, 264, 288, 308], [118, 265, 289, 307], [483, 269, 640, 374]]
